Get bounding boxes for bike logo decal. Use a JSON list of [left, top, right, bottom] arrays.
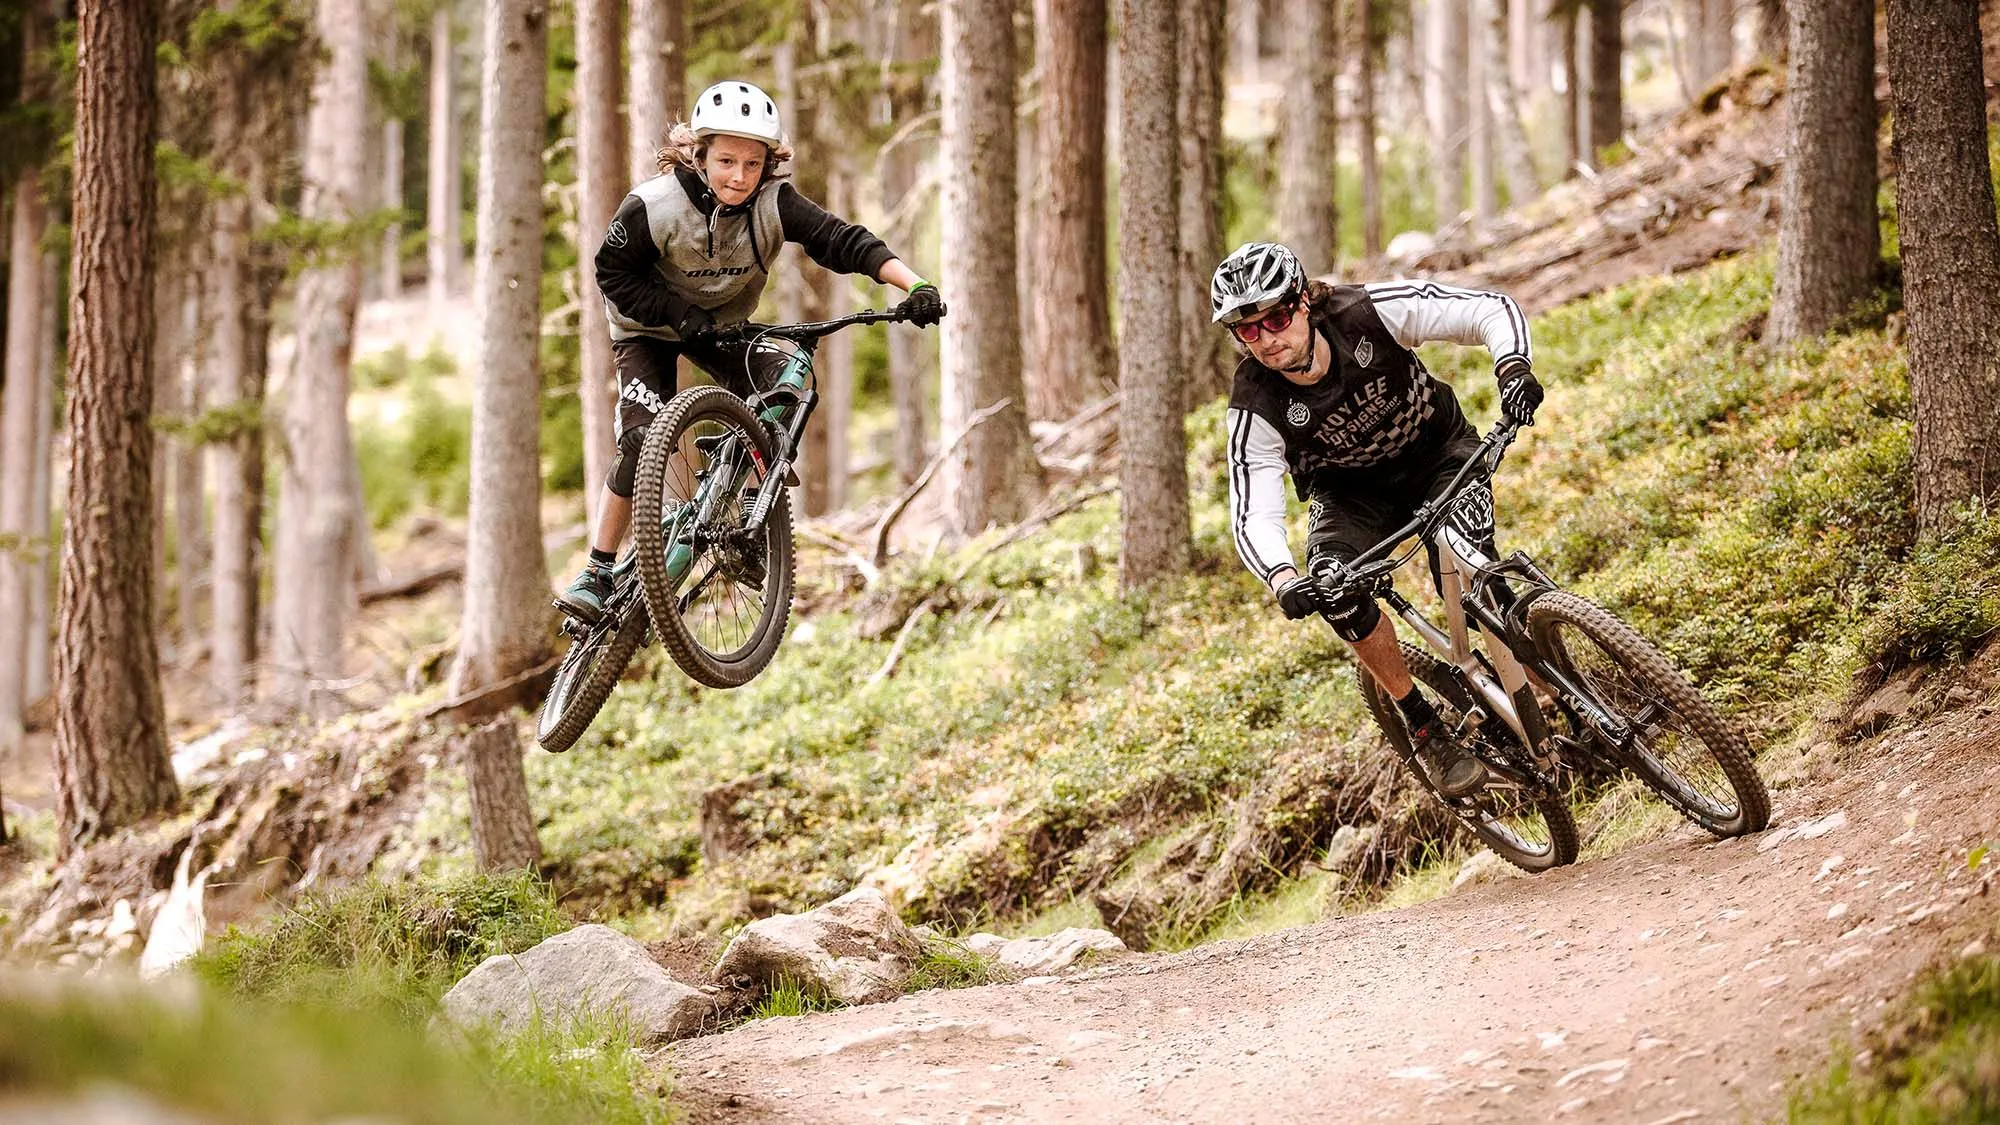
[[1353, 337, 1374, 368], [605, 220, 630, 249], [1286, 400, 1311, 428]]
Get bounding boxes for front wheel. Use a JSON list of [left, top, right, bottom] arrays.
[[537, 604, 648, 753], [1360, 643, 1579, 873], [1525, 592, 1770, 837], [631, 385, 796, 689]]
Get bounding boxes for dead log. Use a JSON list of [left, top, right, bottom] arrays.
[[358, 562, 463, 605]]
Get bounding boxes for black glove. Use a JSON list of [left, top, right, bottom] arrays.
[[1275, 572, 1329, 621], [896, 284, 946, 328], [676, 304, 715, 344], [1498, 365, 1544, 427]]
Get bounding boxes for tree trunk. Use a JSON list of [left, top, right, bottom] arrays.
[[1755, 0, 1787, 63], [1355, 0, 1384, 258], [939, 0, 1043, 534], [451, 0, 552, 694], [1278, 0, 1338, 272], [1768, 0, 1877, 344], [1117, 0, 1189, 587], [1701, 0, 1735, 85], [1427, 0, 1469, 227], [883, 0, 933, 484], [380, 115, 405, 299], [172, 283, 207, 652], [426, 4, 463, 307], [627, 0, 686, 182], [0, 171, 46, 759], [574, 0, 622, 529], [1485, 0, 1539, 208], [1886, 0, 2000, 534], [1178, 0, 1229, 405], [1586, 0, 1621, 163], [1560, 2, 1580, 176], [25, 247, 56, 709], [150, 264, 179, 636], [461, 718, 542, 871], [1027, 0, 1113, 422], [207, 192, 256, 707], [56, 0, 181, 850], [1468, 0, 1496, 224]]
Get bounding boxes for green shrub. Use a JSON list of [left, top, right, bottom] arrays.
[[1859, 509, 2000, 673], [1790, 952, 2000, 1124], [355, 372, 472, 528]]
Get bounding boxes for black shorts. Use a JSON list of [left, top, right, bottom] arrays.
[[1303, 429, 1497, 586], [611, 335, 787, 437]]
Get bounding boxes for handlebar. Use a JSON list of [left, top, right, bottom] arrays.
[[1315, 419, 1523, 595], [705, 307, 915, 346]]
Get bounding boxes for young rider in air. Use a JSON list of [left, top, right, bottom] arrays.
[[558, 80, 946, 622], [1213, 241, 1544, 798]]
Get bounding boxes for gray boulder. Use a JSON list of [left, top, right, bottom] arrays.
[[964, 927, 1127, 975], [440, 924, 718, 1045], [715, 886, 920, 1005]]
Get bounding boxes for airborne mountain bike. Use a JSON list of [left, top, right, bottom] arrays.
[[536, 306, 922, 752], [1330, 419, 1771, 871]]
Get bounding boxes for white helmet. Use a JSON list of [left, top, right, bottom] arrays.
[[691, 80, 783, 146], [1210, 241, 1306, 324]]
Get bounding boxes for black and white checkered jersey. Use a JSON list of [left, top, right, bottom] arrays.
[[1226, 280, 1532, 583]]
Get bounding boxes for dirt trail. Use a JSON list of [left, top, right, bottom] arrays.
[[663, 709, 2000, 1124]]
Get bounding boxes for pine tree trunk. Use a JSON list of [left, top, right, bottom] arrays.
[[940, 0, 1042, 534], [1886, 0, 2000, 535], [0, 170, 47, 758], [207, 192, 256, 706], [1468, 0, 1496, 224], [1561, 3, 1580, 175], [1756, 0, 1787, 62], [1027, 0, 1113, 422], [1768, 0, 1877, 344], [25, 248, 56, 708], [273, 0, 368, 712], [1178, 0, 1229, 405], [1427, 0, 1469, 227], [56, 0, 181, 849], [627, 0, 686, 181], [461, 718, 542, 871], [380, 114, 404, 299], [451, 0, 552, 694], [1118, 0, 1189, 587], [1485, 0, 1539, 207], [1278, 0, 1338, 272], [574, 0, 622, 529], [1702, 0, 1734, 84], [883, 0, 932, 485], [173, 283, 207, 652], [1586, 0, 1621, 163], [427, 4, 463, 307], [1356, 0, 1384, 258], [822, 172, 853, 513], [150, 265, 179, 636]]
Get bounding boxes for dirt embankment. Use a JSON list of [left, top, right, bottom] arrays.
[[663, 705, 1998, 1124]]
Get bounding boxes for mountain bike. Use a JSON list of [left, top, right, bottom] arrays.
[[1329, 419, 1771, 871], [536, 306, 917, 751]]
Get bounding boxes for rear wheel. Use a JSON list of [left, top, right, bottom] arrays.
[[1526, 592, 1770, 837], [632, 386, 796, 689], [1360, 643, 1579, 872], [537, 603, 648, 753]]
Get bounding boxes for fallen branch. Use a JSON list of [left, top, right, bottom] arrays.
[[947, 483, 1118, 587], [1032, 392, 1120, 456], [796, 524, 881, 585], [869, 397, 1014, 569], [359, 562, 463, 606], [866, 593, 938, 686], [419, 653, 564, 727]]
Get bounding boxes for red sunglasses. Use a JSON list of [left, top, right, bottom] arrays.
[[1228, 301, 1299, 344]]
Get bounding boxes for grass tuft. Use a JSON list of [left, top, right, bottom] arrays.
[[1790, 951, 2000, 1123]]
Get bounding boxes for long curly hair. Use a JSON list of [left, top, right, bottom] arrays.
[[655, 122, 796, 181]]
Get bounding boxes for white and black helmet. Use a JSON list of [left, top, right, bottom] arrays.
[[691, 80, 783, 145], [1210, 241, 1305, 324]]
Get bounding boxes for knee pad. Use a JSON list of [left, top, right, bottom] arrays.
[[1325, 590, 1381, 643], [606, 426, 649, 498]]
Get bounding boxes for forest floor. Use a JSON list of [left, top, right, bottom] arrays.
[[662, 705, 1999, 1124]]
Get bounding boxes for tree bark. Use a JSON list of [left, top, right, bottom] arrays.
[[26, 246, 56, 709], [1118, 0, 1189, 588], [883, 0, 933, 484], [56, 0, 181, 850], [207, 191, 256, 706], [1585, 0, 1621, 164], [1427, 0, 1469, 226], [1560, 2, 1580, 176], [1485, 0, 1539, 208], [1886, 0, 2000, 534], [939, 0, 1043, 534], [1278, 0, 1338, 272], [574, 0, 623, 529], [451, 0, 552, 694], [273, 0, 368, 712], [627, 0, 686, 182], [1179, 0, 1229, 406], [172, 282, 207, 651], [427, 4, 463, 307], [1355, 0, 1384, 258], [1701, 0, 1735, 85], [1768, 0, 1877, 344], [1027, 0, 1113, 422], [0, 172, 46, 758], [461, 718, 542, 871], [1468, 0, 1496, 224], [380, 117, 405, 299], [1755, 0, 1787, 63]]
